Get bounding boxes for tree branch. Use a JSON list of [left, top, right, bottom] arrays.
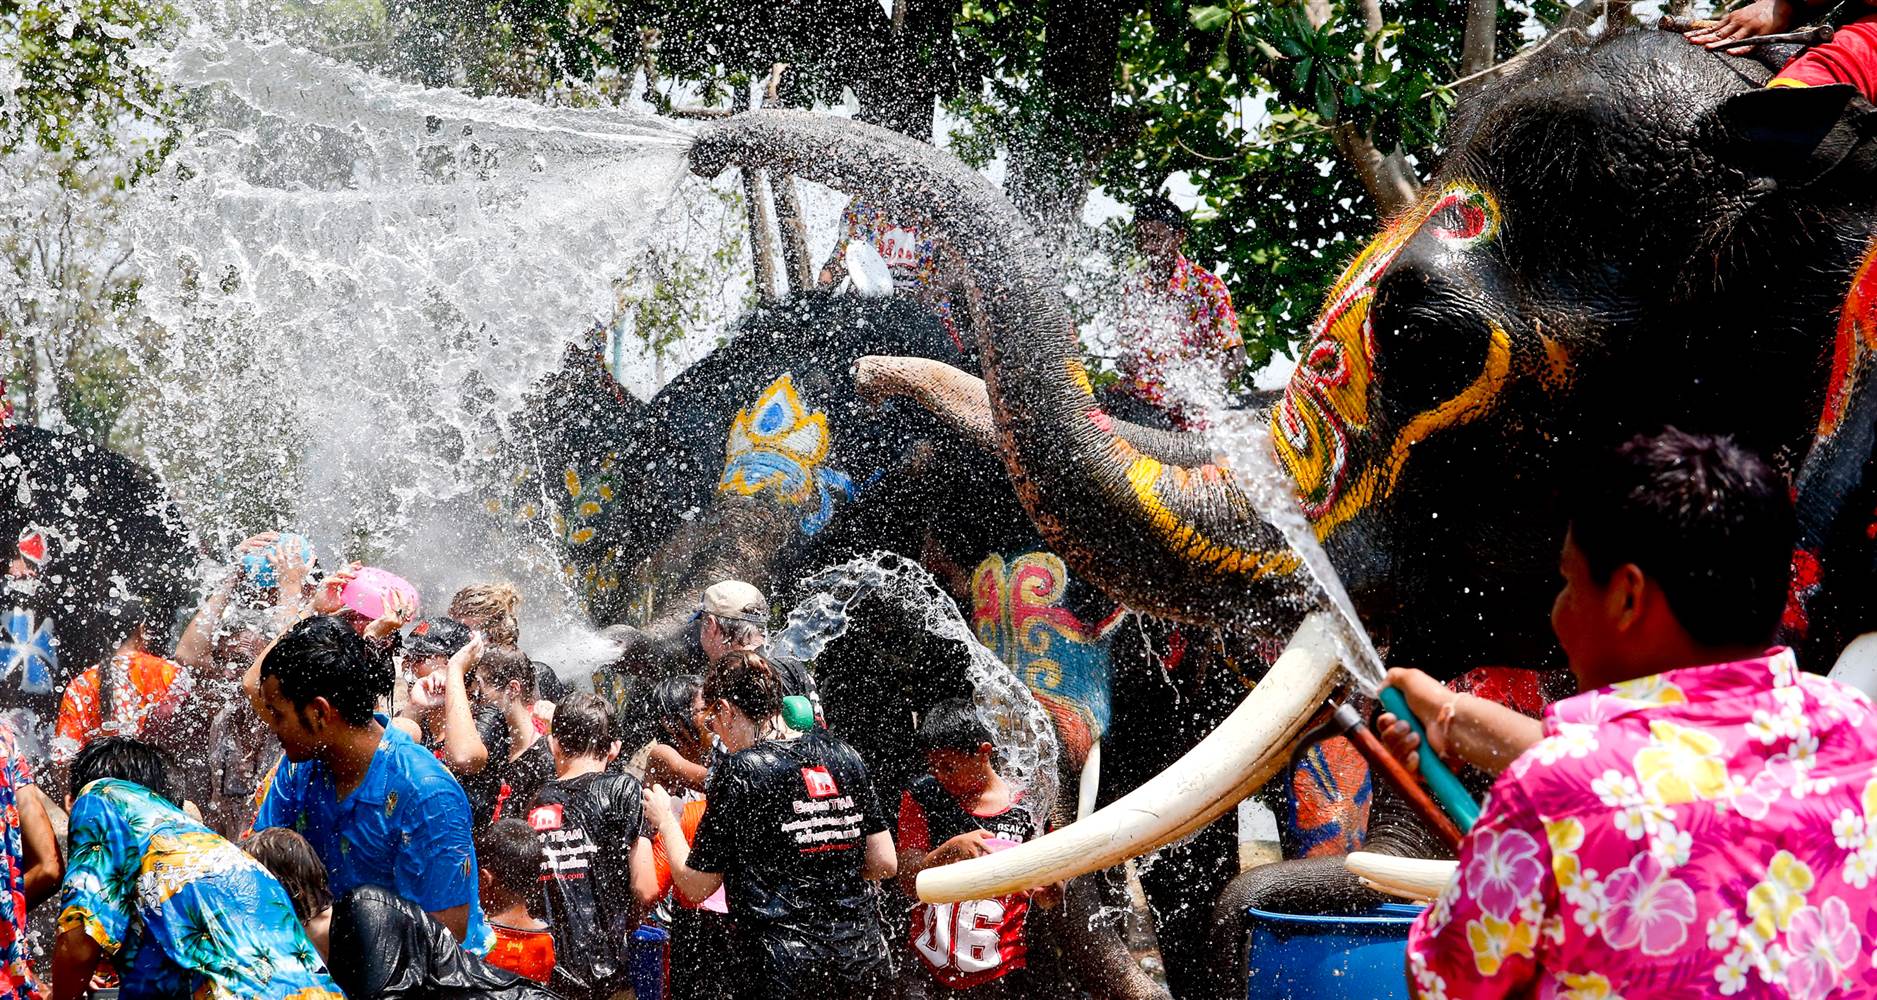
[[1311, 0, 1419, 216], [1459, 0, 1497, 94]]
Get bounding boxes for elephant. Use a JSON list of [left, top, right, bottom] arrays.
[[0, 420, 196, 763], [681, 24, 1877, 998]]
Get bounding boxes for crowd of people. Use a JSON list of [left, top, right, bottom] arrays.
[[0, 518, 1061, 1000]]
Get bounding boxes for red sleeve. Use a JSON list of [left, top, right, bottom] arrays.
[[898, 790, 930, 853]]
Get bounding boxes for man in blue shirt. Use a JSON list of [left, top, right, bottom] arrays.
[[249, 614, 492, 954]]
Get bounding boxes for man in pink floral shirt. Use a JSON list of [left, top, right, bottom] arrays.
[[1398, 428, 1877, 999], [1114, 196, 1243, 427]]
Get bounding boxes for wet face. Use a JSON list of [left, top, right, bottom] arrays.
[[257, 675, 327, 762], [926, 745, 992, 798], [699, 616, 726, 663], [1135, 220, 1183, 265], [405, 653, 448, 683]]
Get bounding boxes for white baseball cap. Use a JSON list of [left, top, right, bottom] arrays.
[[701, 580, 769, 624]]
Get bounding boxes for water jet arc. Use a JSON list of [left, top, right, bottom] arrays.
[[916, 613, 1344, 902]]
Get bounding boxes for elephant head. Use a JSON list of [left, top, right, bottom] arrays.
[[690, 28, 1877, 900]]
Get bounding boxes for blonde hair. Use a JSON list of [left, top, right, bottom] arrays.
[[448, 582, 521, 647]]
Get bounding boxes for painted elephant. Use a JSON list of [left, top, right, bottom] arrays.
[[0, 419, 196, 761], [684, 25, 1877, 997], [519, 293, 1189, 997]]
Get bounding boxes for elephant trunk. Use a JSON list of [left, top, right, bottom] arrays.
[[690, 110, 1301, 623]]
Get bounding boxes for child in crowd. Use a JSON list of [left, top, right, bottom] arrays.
[[647, 650, 896, 1000], [528, 693, 658, 1000], [896, 700, 1042, 999], [243, 827, 335, 962], [477, 819, 555, 985]]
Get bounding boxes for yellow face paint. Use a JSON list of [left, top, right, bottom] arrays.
[[1271, 182, 1509, 539]]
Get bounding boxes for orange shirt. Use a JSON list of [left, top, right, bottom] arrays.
[[486, 921, 556, 984], [52, 651, 187, 764], [652, 797, 711, 906]]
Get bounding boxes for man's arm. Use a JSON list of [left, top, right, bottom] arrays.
[[396, 789, 482, 944], [1379, 667, 1544, 778], [51, 927, 103, 1000], [629, 834, 661, 913], [435, 635, 489, 774], [861, 829, 898, 881], [18, 784, 61, 910]]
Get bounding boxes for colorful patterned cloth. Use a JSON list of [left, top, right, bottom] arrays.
[[1407, 649, 1877, 999], [1115, 254, 1241, 423], [51, 650, 189, 764], [59, 778, 343, 1000], [0, 739, 36, 1000], [838, 199, 960, 347], [251, 719, 492, 955]]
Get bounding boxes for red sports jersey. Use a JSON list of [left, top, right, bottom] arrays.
[[899, 777, 1038, 989]]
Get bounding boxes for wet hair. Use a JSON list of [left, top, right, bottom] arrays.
[[702, 649, 783, 724], [650, 673, 704, 744], [476, 646, 535, 701], [1567, 426, 1794, 649], [1134, 194, 1187, 232], [70, 736, 171, 805], [449, 583, 521, 647], [475, 818, 544, 900], [705, 612, 764, 650], [245, 827, 332, 921], [551, 691, 614, 756], [917, 698, 995, 754], [259, 614, 393, 726]]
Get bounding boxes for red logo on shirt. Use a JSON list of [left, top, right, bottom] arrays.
[[527, 803, 564, 832], [15, 529, 48, 568], [801, 766, 839, 799]]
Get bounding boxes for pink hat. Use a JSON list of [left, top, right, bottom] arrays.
[[340, 567, 421, 621]]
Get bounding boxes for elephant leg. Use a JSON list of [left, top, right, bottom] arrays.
[[1026, 870, 1171, 1000], [1135, 819, 1239, 999]]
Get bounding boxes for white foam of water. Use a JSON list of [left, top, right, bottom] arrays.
[[771, 552, 1061, 829]]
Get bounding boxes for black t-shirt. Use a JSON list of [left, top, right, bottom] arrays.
[[526, 771, 648, 992], [485, 735, 553, 826], [688, 729, 890, 984]]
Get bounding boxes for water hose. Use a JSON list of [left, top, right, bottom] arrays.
[[1331, 703, 1463, 853], [1375, 687, 1481, 833]]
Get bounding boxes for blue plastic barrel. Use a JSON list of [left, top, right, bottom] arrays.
[[1245, 902, 1424, 1000], [631, 924, 670, 1000]]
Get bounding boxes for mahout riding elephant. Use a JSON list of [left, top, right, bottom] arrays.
[[688, 25, 1877, 997], [0, 419, 196, 759]]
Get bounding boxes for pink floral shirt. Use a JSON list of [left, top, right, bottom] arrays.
[[1407, 649, 1877, 999], [1117, 254, 1240, 423]]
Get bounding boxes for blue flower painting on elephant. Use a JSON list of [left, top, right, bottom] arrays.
[[970, 550, 1122, 770], [719, 373, 858, 536]]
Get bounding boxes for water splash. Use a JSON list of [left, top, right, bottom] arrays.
[[1090, 270, 1387, 692], [771, 552, 1061, 829]]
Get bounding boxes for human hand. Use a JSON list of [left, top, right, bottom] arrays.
[[233, 531, 279, 558], [447, 631, 486, 675], [409, 672, 447, 712], [643, 783, 676, 829], [364, 588, 417, 641], [311, 561, 362, 615], [933, 829, 993, 865], [271, 543, 312, 599], [1378, 667, 1457, 771], [1685, 0, 1796, 50]]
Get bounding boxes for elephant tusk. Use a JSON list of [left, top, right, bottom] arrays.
[[1077, 739, 1101, 822], [1345, 851, 1458, 903], [917, 613, 1344, 903]]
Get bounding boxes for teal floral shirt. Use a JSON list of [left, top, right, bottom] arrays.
[[59, 778, 344, 1000]]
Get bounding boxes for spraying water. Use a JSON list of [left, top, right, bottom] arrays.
[[1085, 277, 1389, 693], [772, 552, 1062, 830]]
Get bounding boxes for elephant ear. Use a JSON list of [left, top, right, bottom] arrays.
[[1712, 83, 1869, 189]]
